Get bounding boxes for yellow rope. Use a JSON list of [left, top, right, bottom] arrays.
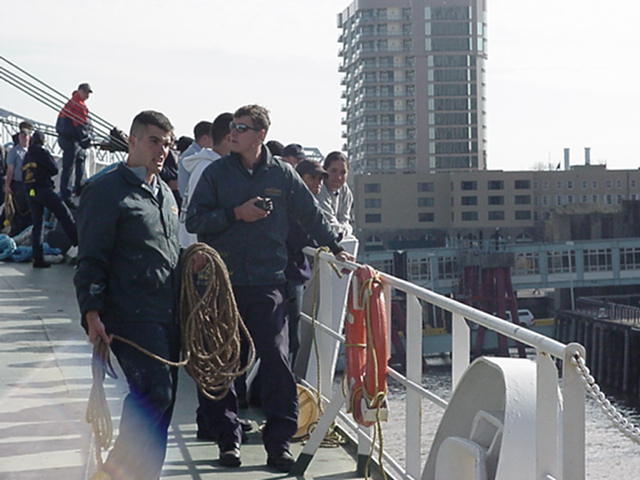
[[85, 242, 256, 466]]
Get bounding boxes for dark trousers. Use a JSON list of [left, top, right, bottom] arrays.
[[199, 284, 297, 454], [106, 322, 180, 480], [26, 187, 77, 262], [58, 136, 86, 200], [285, 281, 304, 366], [9, 180, 31, 236]]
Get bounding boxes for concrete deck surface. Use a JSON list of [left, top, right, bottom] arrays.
[[0, 261, 362, 479]]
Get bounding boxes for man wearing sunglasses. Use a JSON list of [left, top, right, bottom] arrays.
[[186, 104, 351, 472]]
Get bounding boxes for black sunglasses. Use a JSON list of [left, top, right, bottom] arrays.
[[230, 121, 261, 133]]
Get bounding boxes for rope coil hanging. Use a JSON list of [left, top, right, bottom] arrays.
[[85, 242, 255, 466]]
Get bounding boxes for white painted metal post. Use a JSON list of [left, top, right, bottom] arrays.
[[536, 351, 560, 480], [562, 343, 586, 480], [451, 313, 470, 389], [305, 257, 334, 394], [405, 294, 423, 479]]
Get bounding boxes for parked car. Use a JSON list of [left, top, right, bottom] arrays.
[[504, 309, 535, 326]]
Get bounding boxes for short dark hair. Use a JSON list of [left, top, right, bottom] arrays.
[[129, 110, 173, 138], [18, 121, 34, 132], [323, 151, 348, 171], [176, 135, 193, 154], [210, 113, 233, 145], [30, 130, 45, 147], [266, 140, 284, 156], [234, 104, 270, 132], [193, 121, 212, 141]]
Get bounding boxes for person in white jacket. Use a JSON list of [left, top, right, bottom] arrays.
[[178, 112, 232, 247]]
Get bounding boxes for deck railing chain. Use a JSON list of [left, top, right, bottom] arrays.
[[572, 353, 640, 445]]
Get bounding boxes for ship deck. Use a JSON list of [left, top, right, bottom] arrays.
[[0, 260, 363, 479]]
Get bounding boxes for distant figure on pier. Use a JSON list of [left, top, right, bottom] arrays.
[[56, 82, 92, 207], [22, 131, 77, 268], [317, 151, 354, 240], [177, 120, 212, 198], [4, 121, 34, 235]]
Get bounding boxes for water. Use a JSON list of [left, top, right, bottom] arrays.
[[347, 368, 640, 478]]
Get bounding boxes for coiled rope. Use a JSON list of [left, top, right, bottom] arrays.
[[85, 243, 256, 466]]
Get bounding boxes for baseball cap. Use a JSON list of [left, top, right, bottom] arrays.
[[78, 83, 93, 93], [282, 143, 306, 161], [296, 160, 328, 178]]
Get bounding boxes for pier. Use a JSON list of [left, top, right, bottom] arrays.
[[556, 298, 640, 400]]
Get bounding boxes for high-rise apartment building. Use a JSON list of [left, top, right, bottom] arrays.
[[338, 0, 487, 174]]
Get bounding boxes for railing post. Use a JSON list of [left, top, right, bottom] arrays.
[[451, 313, 470, 389], [305, 257, 334, 394], [536, 351, 560, 479], [405, 294, 423, 479], [562, 343, 586, 480]]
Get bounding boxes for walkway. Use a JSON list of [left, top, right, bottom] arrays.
[[0, 261, 361, 479]]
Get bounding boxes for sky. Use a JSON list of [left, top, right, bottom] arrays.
[[1, 0, 639, 172]]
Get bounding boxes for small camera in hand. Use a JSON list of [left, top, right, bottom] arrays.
[[255, 198, 273, 212]]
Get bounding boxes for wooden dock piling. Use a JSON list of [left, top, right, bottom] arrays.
[[556, 311, 640, 400]]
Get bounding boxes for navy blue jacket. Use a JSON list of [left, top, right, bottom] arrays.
[[186, 148, 341, 286], [22, 145, 58, 190], [285, 219, 314, 285], [74, 163, 181, 327]]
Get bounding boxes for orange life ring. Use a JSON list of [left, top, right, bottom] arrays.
[[345, 265, 389, 427]]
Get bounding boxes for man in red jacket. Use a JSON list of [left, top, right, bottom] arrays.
[[56, 82, 92, 206]]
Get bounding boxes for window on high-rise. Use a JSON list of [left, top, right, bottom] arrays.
[[418, 182, 434, 192], [515, 210, 532, 220], [418, 212, 435, 222], [461, 196, 477, 205], [431, 22, 471, 36], [364, 183, 381, 193], [365, 213, 382, 223], [488, 180, 504, 190], [432, 6, 470, 20], [488, 211, 505, 221], [434, 69, 469, 82], [515, 180, 531, 189], [488, 195, 504, 205], [461, 181, 477, 190], [418, 197, 434, 207], [365, 198, 382, 208], [431, 37, 471, 51], [432, 84, 470, 96], [515, 195, 532, 205], [461, 211, 479, 221]]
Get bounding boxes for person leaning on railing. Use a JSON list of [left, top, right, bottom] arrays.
[[316, 151, 354, 240]]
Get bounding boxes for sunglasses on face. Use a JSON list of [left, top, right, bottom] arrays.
[[229, 121, 261, 133]]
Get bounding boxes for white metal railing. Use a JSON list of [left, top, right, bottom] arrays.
[[300, 247, 585, 480]]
